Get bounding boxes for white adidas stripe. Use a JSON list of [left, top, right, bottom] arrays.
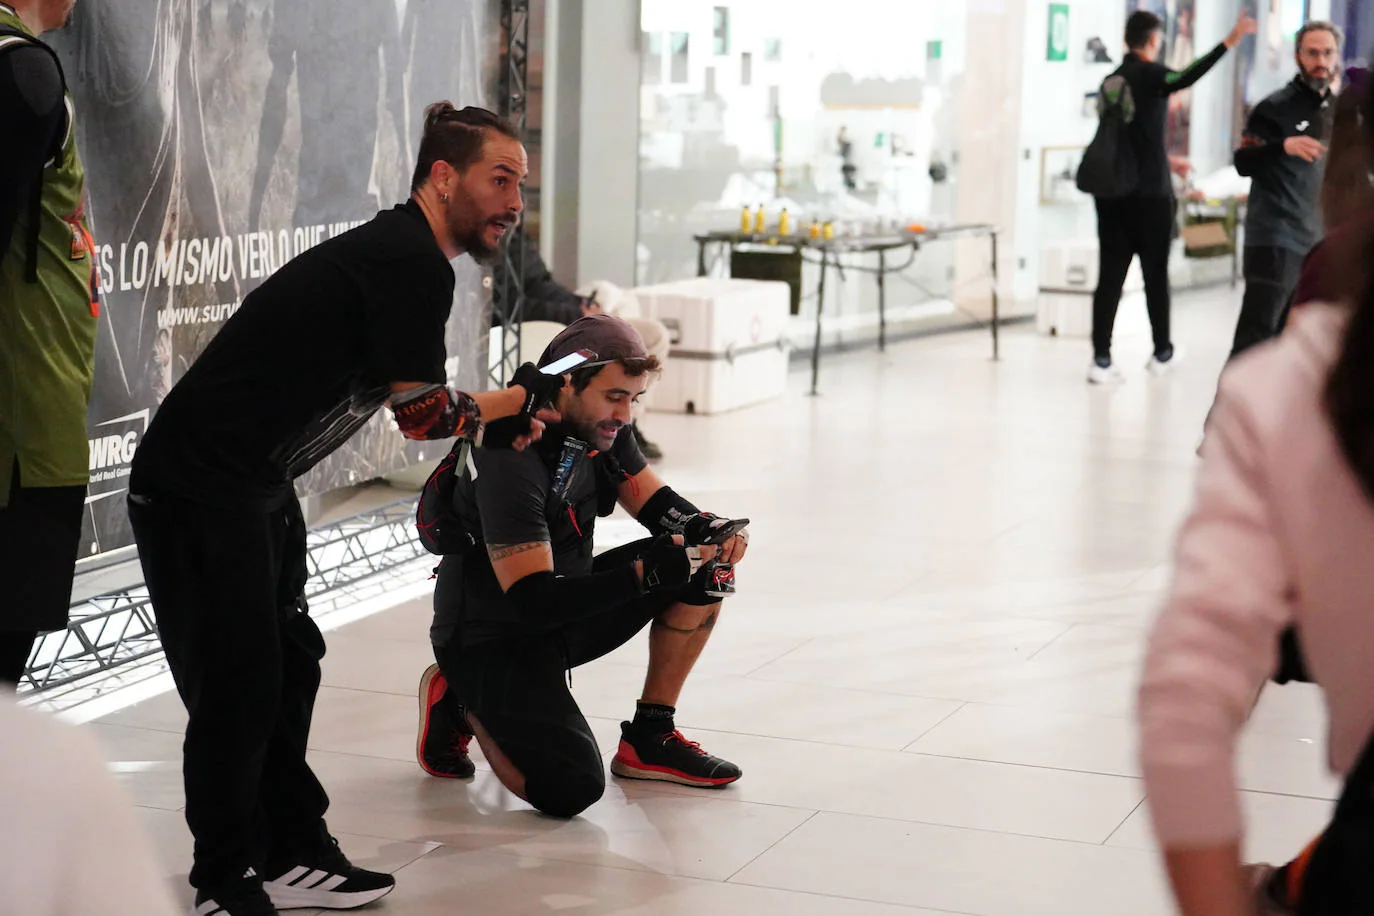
[[274, 866, 349, 890], [278, 865, 312, 885]]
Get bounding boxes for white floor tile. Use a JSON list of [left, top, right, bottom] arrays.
[[613, 728, 1144, 844], [1106, 789, 1333, 866], [384, 845, 948, 915], [731, 811, 1174, 916], [905, 702, 1141, 777], [69, 290, 1337, 914]]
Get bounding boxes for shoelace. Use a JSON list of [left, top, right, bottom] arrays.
[[663, 729, 707, 756], [315, 833, 354, 874]]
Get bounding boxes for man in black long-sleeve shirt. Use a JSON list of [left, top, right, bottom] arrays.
[[1230, 21, 1340, 358], [1089, 10, 1256, 384]]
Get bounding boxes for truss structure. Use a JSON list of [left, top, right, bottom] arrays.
[[18, 498, 427, 697], [491, 0, 532, 387]]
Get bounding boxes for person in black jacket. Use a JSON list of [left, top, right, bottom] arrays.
[[1089, 9, 1256, 384], [1230, 21, 1341, 359]]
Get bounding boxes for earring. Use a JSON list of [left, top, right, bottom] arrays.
[[440, 192, 448, 203]]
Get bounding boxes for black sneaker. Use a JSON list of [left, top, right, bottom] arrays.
[[416, 662, 475, 778], [610, 721, 741, 788], [630, 422, 664, 462], [263, 834, 395, 910], [192, 873, 278, 915]]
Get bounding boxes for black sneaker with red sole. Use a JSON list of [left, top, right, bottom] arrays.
[[609, 721, 741, 788], [416, 663, 475, 779]]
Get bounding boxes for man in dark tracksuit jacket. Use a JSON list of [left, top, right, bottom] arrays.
[[1089, 10, 1256, 384], [1230, 21, 1341, 358], [491, 232, 593, 326]]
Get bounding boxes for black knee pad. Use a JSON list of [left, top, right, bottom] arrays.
[[526, 768, 606, 819]]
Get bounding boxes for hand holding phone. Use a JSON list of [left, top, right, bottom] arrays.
[[683, 513, 750, 546]]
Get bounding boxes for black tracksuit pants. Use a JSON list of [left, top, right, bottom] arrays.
[[432, 540, 715, 818], [1093, 195, 1176, 361], [129, 490, 329, 891], [1231, 245, 1305, 359]]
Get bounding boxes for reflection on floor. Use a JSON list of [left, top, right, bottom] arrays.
[[86, 287, 1334, 915]]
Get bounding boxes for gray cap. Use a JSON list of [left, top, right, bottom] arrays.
[[538, 314, 648, 368]]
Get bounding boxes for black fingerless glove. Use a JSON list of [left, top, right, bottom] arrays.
[[638, 534, 691, 591], [480, 415, 533, 450], [511, 362, 566, 415]]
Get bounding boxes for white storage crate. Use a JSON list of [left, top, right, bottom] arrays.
[[633, 278, 791, 414]]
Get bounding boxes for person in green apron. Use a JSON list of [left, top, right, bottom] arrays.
[[0, 0, 94, 685]]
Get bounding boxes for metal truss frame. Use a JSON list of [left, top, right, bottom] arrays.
[[491, 0, 531, 388], [17, 498, 428, 697]]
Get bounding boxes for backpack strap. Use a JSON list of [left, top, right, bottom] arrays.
[[0, 25, 69, 283]]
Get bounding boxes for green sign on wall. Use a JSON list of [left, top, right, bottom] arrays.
[[1047, 3, 1069, 61]]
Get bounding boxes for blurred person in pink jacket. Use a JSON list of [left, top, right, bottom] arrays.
[[1141, 258, 1374, 914]]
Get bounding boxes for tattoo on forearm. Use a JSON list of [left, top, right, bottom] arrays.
[[487, 542, 546, 561], [699, 610, 719, 631]]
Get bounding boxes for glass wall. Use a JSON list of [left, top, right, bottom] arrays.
[[636, 0, 972, 340]]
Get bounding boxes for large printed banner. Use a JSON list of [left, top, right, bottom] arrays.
[[49, 0, 502, 557]]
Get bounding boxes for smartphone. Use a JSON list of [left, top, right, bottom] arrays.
[[541, 349, 596, 375], [699, 517, 750, 545]]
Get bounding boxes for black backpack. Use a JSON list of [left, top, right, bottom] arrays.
[[414, 435, 627, 557], [1298, 725, 1374, 915], [0, 25, 70, 282], [415, 439, 478, 555], [1076, 72, 1139, 199]]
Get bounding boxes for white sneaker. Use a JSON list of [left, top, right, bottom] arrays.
[[1087, 360, 1125, 384], [1146, 348, 1182, 377]]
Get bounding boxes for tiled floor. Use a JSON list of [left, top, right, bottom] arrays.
[[88, 287, 1337, 914]]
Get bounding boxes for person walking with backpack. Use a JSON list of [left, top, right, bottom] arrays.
[[1083, 10, 1256, 384]]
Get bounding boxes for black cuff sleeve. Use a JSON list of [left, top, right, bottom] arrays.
[[505, 565, 645, 624], [636, 485, 702, 536], [1233, 142, 1283, 177]]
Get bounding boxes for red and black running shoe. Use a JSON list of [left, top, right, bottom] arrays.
[[416, 663, 475, 779], [609, 721, 741, 788]]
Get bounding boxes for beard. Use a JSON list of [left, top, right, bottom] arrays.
[[457, 219, 499, 264], [447, 210, 498, 264], [444, 186, 513, 265], [560, 399, 620, 450], [1301, 64, 1333, 92]]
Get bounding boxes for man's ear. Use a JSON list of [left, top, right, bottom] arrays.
[[430, 159, 457, 195]]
